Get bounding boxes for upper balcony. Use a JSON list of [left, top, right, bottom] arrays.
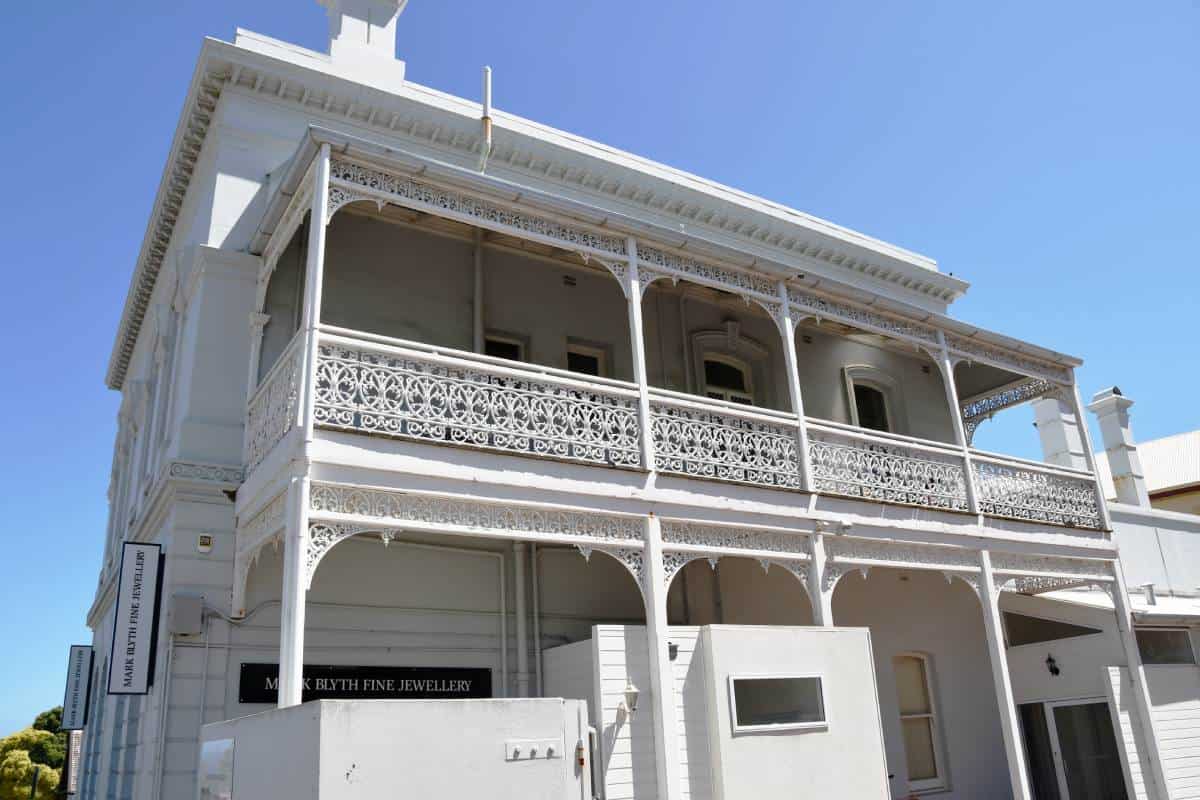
[[241, 130, 1107, 535]]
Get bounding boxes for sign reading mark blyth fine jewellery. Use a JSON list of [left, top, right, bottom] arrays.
[[107, 542, 164, 695], [61, 645, 94, 730], [238, 663, 493, 704]]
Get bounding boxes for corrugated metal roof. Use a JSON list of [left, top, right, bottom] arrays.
[[1096, 429, 1200, 498]]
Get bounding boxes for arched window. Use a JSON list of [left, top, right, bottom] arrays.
[[703, 354, 754, 405], [843, 365, 905, 434]]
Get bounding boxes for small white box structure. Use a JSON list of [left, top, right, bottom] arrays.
[[544, 625, 890, 800], [199, 698, 591, 799]]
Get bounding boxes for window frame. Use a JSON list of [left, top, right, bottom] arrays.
[[702, 353, 756, 405], [483, 331, 527, 363], [727, 673, 828, 734], [1134, 626, 1197, 666], [565, 339, 610, 378], [893, 652, 949, 794], [842, 365, 905, 435]]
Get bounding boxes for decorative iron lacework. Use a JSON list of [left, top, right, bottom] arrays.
[[824, 537, 979, 571], [167, 461, 244, 484], [651, 402, 800, 490], [326, 185, 383, 224], [308, 483, 644, 543], [244, 337, 303, 471], [807, 430, 969, 512], [660, 521, 809, 558], [961, 378, 1058, 444], [637, 245, 778, 298], [328, 159, 627, 256], [786, 287, 940, 344], [233, 492, 288, 611], [822, 563, 870, 592], [972, 461, 1102, 530], [577, 545, 645, 591], [314, 341, 642, 468], [990, 553, 1113, 581], [662, 552, 713, 587], [945, 335, 1071, 384]]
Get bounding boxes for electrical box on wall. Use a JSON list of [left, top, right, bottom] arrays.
[[169, 593, 205, 636]]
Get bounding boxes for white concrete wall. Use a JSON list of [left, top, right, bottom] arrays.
[[699, 626, 891, 800]]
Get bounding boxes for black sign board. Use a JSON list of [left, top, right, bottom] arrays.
[[238, 663, 493, 704]]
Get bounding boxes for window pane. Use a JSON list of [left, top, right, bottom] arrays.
[[1004, 612, 1102, 647], [854, 384, 889, 431], [732, 677, 824, 728], [901, 718, 938, 781], [1136, 629, 1196, 665], [485, 338, 522, 361], [704, 359, 747, 392], [893, 656, 931, 715], [567, 350, 601, 376]]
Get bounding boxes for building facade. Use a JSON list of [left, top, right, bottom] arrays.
[[74, 3, 1196, 799]]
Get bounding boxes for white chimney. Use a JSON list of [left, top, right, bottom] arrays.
[[318, 0, 408, 83], [1032, 395, 1088, 471], [1088, 387, 1151, 507]]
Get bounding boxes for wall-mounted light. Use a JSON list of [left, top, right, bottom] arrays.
[[1045, 655, 1060, 676], [618, 680, 640, 718]]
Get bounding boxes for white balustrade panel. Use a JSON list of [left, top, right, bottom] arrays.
[[807, 424, 970, 512], [651, 396, 800, 489], [244, 334, 303, 471], [313, 337, 643, 468], [972, 456, 1102, 530]]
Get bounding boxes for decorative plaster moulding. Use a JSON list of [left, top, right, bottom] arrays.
[[107, 29, 987, 390]]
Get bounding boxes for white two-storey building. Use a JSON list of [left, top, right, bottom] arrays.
[[74, 3, 1198, 799]]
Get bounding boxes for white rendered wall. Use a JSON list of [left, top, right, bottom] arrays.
[[832, 568, 1011, 799], [1111, 503, 1200, 597]]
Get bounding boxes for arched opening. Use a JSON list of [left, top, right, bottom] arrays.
[[641, 279, 789, 413], [831, 567, 1008, 798], [666, 557, 813, 625]]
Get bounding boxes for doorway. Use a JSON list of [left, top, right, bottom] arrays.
[[1018, 699, 1129, 800]]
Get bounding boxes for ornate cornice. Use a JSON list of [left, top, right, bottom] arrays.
[[167, 460, 244, 485]]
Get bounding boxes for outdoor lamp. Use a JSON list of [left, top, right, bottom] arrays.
[[619, 680, 640, 717]]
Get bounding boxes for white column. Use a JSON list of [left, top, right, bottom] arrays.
[[245, 312, 271, 406], [624, 238, 655, 470], [277, 475, 310, 708], [807, 531, 834, 626], [978, 550, 1032, 800], [776, 280, 814, 492], [513, 541, 530, 697], [643, 515, 683, 800], [1112, 559, 1173, 800], [935, 331, 981, 514], [299, 143, 332, 444]]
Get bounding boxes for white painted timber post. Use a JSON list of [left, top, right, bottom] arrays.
[[978, 550, 1032, 800], [807, 531, 834, 626], [644, 514, 683, 800], [1112, 559, 1173, 800], [473, 228, 485, 354], [935, 331, 981, 515], [776, 280, 814, 492], [245, 312, 270, 405], [299, 142, 331, 444], [513, 541, 530, 697], [624, 238, 655, 471], [1069, 383, 1115, 531], [278, 474, 310, 707]]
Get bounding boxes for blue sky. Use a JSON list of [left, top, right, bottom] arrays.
[[0, 1, 1196, 734]]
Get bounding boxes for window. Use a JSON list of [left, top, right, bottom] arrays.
[[728, 675, 826, 733], [1135, 628, 1196, 665], [853, 384, 889, 432], [703, 355, 754, 405], [893, 654, 946, 792], [484, 334, 525, 362], [566, 341, 608, 377], [843, 365, 904, 434], [1004, 612, 1103, 647]]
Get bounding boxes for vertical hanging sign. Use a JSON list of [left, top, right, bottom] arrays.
[[65, 730, 83, 795], [107, 542, 164, 695], [61, 645, 94, 729]]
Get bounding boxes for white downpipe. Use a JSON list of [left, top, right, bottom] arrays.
[[151, 637, 175, 800], [477, 66, 493, 172]]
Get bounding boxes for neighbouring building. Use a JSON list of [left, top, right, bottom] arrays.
[[72, 3, 1199, 799]]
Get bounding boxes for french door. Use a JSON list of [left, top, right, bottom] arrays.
[[1018, 699, 1129, 800]]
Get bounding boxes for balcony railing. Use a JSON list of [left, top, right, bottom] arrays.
[[243, 327, 1105, 532]]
